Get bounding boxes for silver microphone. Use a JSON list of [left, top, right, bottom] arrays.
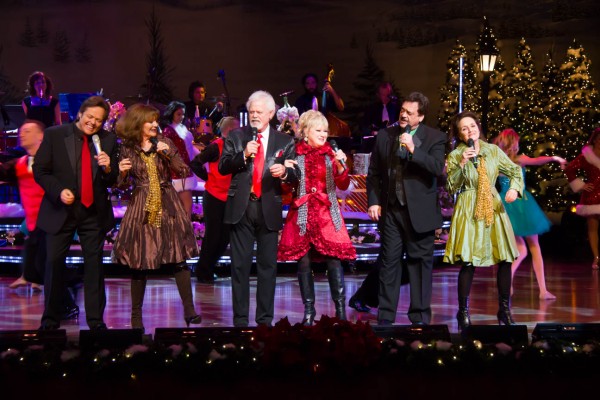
[[91, 134, 106, 171]]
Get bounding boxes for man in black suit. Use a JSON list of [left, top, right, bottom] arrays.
[[218, 90, 297, 327], [33, 96, 119, 330], [366, 92, 446, 325]]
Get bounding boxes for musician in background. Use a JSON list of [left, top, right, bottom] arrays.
[[294, 72, 344, 115], [360, 82, 400, 137], [161, 101, 200, 218], [183, 81, 223, 127], [190, 116, 239, 283], [22, 71, 61, 128]]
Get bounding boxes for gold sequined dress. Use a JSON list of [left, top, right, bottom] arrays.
[[443, 140, 523, 267], [112, 137, 199, 270]]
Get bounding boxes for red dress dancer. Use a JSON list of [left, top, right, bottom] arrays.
[[278, 137, 356, 324], [564, 130, 600, 269]]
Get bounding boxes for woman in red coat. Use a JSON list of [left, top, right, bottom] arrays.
[[278, 110, 356, 325]]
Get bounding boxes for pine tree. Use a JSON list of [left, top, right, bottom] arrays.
[[36, 15, 49, 45], [346, 43, 393, 133], [533, 41, 600, 213], [486, 55, 509, 137], [75, 32, 91, 63], [19, 17, 37, 47], [502, 38, 544, 146], [140, 6, 174, 105], [555, 40, 599, 162], [53, 30, 70, 63], [0, 45, 21, 104], [437, 40, 478, 137]]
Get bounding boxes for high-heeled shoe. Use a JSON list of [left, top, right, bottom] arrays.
[[456, 296, 471, 331], [592, 257, 600, 270], [497, 297, 516, 325], [185, 315, 202, 327]]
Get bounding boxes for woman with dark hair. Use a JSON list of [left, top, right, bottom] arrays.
[[161, 101, 200, 218], [183, 80, 223, 126], [493, 128, 565, 299], [443, 111, 523, 331], [565, 127, 600, 270], [277, 110, 356, 325], [22, 71, 61, 127], [113, 103, 201, 332]]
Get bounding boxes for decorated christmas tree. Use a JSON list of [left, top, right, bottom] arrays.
[[437, 39, 478, 139], [531, 41, 599, 212], [486, 55, 509, 137], [503, 38, 545, 146]]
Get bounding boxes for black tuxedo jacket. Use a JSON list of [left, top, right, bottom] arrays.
[[218, 125, 297, 231], [33, 123, 119, 234], [367, 124, 446, 234]]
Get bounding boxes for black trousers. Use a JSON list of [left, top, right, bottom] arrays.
[[195, 190, 230, 277], [229, 199, 278, 327], [42, 203, 106, 329], [378, 203, 435, 324]]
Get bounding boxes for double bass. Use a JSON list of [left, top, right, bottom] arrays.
[[322, 64, 351, 138]]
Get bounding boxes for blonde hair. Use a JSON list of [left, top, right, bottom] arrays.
[[493, 128, 520, 161], [297, 110, 328, 140]]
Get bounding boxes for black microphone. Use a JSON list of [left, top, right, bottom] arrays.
[[400, 124, 411, 149], [467, 138, 478, 168], [329, 140, 346, 171], [149, 131, 169, 159], [250, 127, 258, 158]]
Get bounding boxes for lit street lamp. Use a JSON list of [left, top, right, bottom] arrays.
[[478, 17, 499, 139]]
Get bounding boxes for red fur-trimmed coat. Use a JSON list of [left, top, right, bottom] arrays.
[[565, 145, 600, 216], [277, 141, 357, 262]]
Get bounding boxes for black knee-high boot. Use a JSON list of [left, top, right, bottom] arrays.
[[457, 264, 475, 331], [496, 261, 515, 325], [131, 270, 147, 332], [298, 271, 316, 326], [326, 260, 346, 320], [174, 263, 202, 326]]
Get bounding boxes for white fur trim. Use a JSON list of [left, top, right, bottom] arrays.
[[582, 146, 600, 170], [569, 178, 586, 193], [576, 204, 600, 216]]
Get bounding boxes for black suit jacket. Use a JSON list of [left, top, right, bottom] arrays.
[[367, 124, 446, 234], [33, 123, 119, 234], [218, 125, 297, 231]]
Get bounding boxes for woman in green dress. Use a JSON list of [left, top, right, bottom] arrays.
[[443, 111, 523, 331]]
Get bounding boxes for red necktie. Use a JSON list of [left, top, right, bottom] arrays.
[[81, 134, 94, 207], [252, 133, 264, 198]]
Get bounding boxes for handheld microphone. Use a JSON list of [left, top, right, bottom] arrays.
[[400, 124, 411, 149], [250, 127, 258, 158], [150, 131, 169, 159], [467, 138, 478, 168], [91, 134, 106, 171], [329, 140, 346, 171]]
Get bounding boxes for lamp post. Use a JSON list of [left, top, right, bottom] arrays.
[[478, 17, 499, 139]]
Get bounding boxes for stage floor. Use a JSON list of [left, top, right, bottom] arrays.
[[2, 255, 599, 341]]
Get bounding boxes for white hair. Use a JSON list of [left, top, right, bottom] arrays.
[[246, 90, 276, 113]]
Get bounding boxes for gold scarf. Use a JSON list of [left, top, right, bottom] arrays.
[[474, 156, 493, 227], [140, 152, 162, 228]]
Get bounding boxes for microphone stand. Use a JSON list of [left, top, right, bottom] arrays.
[[217, 69, 231, 117]]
